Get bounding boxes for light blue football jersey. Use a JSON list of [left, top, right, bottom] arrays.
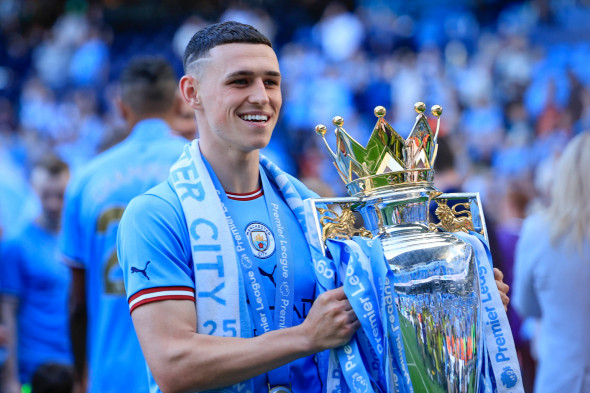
[[118, 160, 322, 393], [60, 119, 187, 393], [0, 221, 72, 383]]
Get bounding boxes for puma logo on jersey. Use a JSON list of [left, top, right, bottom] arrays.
[[258, 265, 277, 286], [131, 261, 151, 280]]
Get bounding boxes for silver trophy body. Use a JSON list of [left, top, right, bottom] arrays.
[[308, 104, 489, 392], [305, 186, 486, 392], [362, 187, 483, 392]]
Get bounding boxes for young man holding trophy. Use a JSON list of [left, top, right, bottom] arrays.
[[117, 21, 516, 393]]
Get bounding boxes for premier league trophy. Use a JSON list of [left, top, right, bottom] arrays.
[[304, 104, 522, 392]]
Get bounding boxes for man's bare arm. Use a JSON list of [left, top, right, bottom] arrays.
[[69, 267, 88, 392], [1, 295, 21, 393], [132, 286, 358, 393]]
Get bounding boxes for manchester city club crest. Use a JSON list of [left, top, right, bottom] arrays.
[[245, 222, 276, 258]]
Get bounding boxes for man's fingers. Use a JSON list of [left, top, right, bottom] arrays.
[[496, 280, 509, 292], [347, 308, 358, 323], [493, 267, 504, 281], [502, 293, 510, 305], [342, 300, 353, 311], [330, 286, 347, 300], [500, 292, 510, 312]]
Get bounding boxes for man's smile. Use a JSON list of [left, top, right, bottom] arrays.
[[239, 113, 270, 123]]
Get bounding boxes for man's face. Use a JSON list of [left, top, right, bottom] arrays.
[[32, 169, 69, 224], [194, 43, 282, 155]]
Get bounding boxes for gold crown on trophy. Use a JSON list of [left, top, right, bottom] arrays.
[[315, 102, 443, 196]]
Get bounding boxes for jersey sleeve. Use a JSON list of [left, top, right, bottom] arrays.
[[59, 175, 86, 268], [117, 192, 195, 314], [0, 238, 24, 297]]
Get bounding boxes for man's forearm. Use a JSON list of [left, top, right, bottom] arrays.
[[133, 288, 359, 393], [69, 301, 87, 383], [1, 298, 21, 393], [69, 267, 88, 385]]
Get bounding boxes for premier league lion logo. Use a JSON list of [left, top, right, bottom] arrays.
[[501, 366, 518, 388], [280, 282, 290, 297], [352, 374, 369, 393], [240, 254, 252, 269]]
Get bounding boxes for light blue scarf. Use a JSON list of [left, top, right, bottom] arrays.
[[169, 140, 322, 392]]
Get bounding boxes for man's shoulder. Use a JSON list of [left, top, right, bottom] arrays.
[[521, 212, 549, 237], [81, 137, 182, 176], [67, 139, 184, 205], [119, 180, 190, 262], [1, 220, 38, 245], [126, 180, 183, 221], [144, 179, 181, 205]]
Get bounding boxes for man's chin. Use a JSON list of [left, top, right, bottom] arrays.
[[248, 136, 272, 151]]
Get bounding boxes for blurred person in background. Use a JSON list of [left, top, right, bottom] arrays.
[[31, 362, 73, 393], [513, 131, 590, 393], [170, 90, 197, 141], [493, 181, 537, 392], [0, 154, 71, 393], [60, 57, 187, 393]]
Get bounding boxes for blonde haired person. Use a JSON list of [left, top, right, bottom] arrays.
[[513, 131, 590, 393]]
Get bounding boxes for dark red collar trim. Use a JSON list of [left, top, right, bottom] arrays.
[[226, 186, 264, 201]]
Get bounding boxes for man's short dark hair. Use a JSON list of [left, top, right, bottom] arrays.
[[120, 57, 177, 116], [183, 21, 272, 73], [33, 153, 69, 176], [434, 136, 455, 173], [31, 362, 74, 393]]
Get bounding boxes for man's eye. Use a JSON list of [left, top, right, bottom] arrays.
[[232, 79, 248, 85], [265, 79, 279, 86]]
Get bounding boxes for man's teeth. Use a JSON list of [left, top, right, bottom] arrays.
[[241, 114, 268, 122]]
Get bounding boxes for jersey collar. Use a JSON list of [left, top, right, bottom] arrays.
[[127, 118, 178, 142]]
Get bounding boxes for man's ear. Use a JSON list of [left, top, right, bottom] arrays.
[[116, 97, 131, 122], [179, 75, 201, 109]]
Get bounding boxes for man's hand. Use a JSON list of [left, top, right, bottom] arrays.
[[494, 268, 510, 312], [300, 287, 360, 352], [3, 378, 20, 393], [0, 324, 8, 346]]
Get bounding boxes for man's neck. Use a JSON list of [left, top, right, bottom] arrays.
[[200, 144, 261, 194], [434, 170, 462, 193], [35, 215, 60, 234], [127, 113, 173, 131]]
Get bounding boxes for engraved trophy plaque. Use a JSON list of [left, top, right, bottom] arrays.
[[304, 104, 498, 392]]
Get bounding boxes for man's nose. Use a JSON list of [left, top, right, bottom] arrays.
[[248, 79, 269, 105]]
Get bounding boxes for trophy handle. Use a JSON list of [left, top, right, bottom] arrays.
[[303, 196, 362, 256], [431, 192, 489, 241]]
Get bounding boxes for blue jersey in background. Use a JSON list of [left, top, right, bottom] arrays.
[[60, 119, 186, 393], [0, 221, 72, 383]]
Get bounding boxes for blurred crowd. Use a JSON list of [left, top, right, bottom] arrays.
[[1, 0, 590, 391], [2, 0, 590, 222]]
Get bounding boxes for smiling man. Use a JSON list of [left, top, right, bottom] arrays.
[[117, 21, 510, 393], [117, 22, 359, 393]]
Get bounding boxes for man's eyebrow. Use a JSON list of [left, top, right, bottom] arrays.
[[224, 70, 281, 79]]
